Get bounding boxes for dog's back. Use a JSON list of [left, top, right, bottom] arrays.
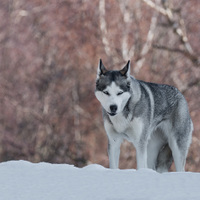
[[138, 80, 188, 123]]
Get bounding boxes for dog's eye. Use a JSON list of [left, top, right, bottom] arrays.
[[117, 91, 123, 96], [103, 91, 110, 95]]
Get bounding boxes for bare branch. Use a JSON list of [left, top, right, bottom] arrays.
[[153, 44, 185, 53], [153, 44, 200, 65], [118, 0, 135, 61], [142, 0, 167, 15], [142, 0, 200, 67], [99, 0, 111, 57], [134, 13, 158, 73]]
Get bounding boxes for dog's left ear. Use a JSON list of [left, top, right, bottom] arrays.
[[120, 60, 130, 77]]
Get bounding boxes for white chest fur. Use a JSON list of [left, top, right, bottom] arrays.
[[109, 113, 131, 133], [108, 114, 144, 143]]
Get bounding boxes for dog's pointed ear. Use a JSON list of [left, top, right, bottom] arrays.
[[120, 60, 130, 77], [97, 59, 108, 79]]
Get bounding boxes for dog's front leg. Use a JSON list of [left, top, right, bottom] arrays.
[[108, 137, 122, 169], [135, 141, 148, 169], [104, 121, 122, 169]]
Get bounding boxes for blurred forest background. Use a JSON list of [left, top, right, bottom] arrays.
[[0, 0, 200, 171]]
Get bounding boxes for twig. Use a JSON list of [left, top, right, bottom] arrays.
[[142, 0, 166, 15], [142, 0, 200, 67], [153, 44, 199, 65]]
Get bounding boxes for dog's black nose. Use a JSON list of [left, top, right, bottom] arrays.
[[110, 105, 117, 113]]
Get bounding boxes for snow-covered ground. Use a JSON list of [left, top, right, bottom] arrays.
[[0, 160, 200, 200]]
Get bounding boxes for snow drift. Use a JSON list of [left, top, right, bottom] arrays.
[[0, 160, 200, 200]]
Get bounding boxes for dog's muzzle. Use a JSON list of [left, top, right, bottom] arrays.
[[108, 105, 117, 116]]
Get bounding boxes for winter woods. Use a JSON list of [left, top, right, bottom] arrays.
[[0, 0, 199, 171]]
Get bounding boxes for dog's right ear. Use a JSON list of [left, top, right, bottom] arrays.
[[97, 59, 108, 79]]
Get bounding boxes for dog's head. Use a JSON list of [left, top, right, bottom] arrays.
[[95, 59, 131, 116]]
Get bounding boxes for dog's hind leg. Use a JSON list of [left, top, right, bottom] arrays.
[[168, 99, 193, 172], [156, 144, 173, 173], [169, 138, 186, 171], [169, 119, 193, 171], [168, 126, 192, 172], [147, 131, 165, 170]]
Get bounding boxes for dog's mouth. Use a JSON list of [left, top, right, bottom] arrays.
[[107, 112, 117, 116]]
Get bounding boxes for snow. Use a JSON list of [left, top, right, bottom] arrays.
[[0, 160, 200, 200]]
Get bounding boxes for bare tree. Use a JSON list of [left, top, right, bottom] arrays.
[[0, 0, 199, 171]]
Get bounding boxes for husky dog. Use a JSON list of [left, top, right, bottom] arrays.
[[95, 59, 193, 172]]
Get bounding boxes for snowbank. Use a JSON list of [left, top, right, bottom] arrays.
[[0, 160, 200, 200]]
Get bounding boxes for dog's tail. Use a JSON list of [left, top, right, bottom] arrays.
[[156, 144, 173, 173]]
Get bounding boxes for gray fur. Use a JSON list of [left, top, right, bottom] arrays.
[[95, 60, 193, 172]]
